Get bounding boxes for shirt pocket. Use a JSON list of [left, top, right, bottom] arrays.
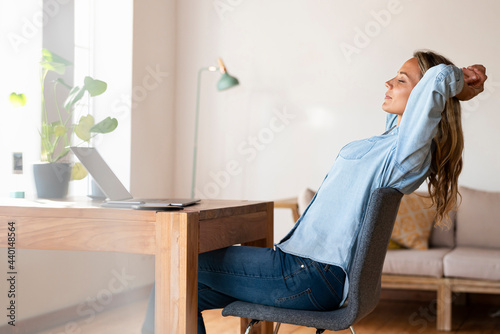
[[338, 139, 376, 160]]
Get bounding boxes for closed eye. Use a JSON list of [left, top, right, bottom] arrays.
[[398, 71, 410, 83]]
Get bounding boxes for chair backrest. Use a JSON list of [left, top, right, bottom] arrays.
[[343, 187, 403, 325], [222, 187, 403, 331]]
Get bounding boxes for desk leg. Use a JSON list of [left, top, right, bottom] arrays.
[[155, 212, 199, 334], [240, 202, 274, 334]]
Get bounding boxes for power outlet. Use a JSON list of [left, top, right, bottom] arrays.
[[12, 152, 23, 174]]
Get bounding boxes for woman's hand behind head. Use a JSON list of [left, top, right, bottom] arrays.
[[455, 65, 487, 101]]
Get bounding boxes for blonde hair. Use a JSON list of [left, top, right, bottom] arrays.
[[413, 50, 463, 228]]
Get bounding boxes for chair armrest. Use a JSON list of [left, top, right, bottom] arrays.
[[274, 197, 300, 222]]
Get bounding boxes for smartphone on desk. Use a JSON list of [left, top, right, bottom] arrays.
[[131, 203, 184, 211]]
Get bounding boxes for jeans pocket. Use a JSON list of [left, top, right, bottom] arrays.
[[307, 262, 345, 310], [283, 254, 309, 279], [325, 265, 346, 287], [274, 288, 326, 311]]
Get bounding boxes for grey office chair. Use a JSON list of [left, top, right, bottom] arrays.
[[222, 187, 403, 334]]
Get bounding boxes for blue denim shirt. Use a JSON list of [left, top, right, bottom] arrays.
[[277, 64, 464, 306]]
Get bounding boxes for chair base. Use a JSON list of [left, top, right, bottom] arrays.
[[244, 320, 259, 334], [243, 320, 280, 334]]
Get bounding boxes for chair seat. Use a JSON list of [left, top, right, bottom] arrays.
[[222, 301, 351, 331]]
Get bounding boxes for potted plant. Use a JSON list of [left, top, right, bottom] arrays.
[[10, 49, 118, 198]]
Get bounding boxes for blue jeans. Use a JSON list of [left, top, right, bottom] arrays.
[[142, 246, 345, 334]]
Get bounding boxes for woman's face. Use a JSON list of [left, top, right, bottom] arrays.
[[382, 57, 422, 116]]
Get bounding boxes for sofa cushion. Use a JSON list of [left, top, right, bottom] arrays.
[[391, 193, 435, 249], [443, 247, 500, 281], [456, 187, 500, 248], [383, 248, 452, 277]]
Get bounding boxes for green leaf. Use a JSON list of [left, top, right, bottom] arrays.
[[40, 126, 53, 147], [64, 85, 85, 110], [91, 117, 118, 134], [40, 122, 56, 162], [42, 122, 55, 136], [54, 78, 72, 90], [71, 162, 88, 181], [9, 93, 27, 107], [75, 115, 95, 141], [49, 121, 65, 136], [40, 48, 72, 75], [54, 124, 67, 137], [38, 121, 68, 162], [84, 76, 107, 97], [63, 76, 107, 110]]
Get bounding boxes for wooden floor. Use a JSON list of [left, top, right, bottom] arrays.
[[33, 297, 500, 334]]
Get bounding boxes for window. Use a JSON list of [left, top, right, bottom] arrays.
[[0, 0, 132, 198]]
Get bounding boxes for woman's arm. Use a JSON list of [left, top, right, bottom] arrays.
[[394, 64, 463, 173], [394, 63, 487, 174]]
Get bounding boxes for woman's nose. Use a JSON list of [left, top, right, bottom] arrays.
[[385, 80, 392, 89]]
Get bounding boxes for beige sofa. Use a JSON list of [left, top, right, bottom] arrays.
[[382, 186, 500, 331], [277, 186, 500, 331]]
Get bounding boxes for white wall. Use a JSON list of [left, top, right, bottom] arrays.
[[173, 0, 500, 241], [130, 0, 177, 198]]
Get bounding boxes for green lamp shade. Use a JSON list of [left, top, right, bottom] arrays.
[[217, 72, 239, 91]]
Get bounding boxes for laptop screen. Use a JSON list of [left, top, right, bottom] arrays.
[[70, 147, 133, 201]]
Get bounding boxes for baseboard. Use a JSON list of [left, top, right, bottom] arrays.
[[0, 283, 153, 333]]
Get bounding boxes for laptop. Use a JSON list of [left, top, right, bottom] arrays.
[[70, 147, 200, 209]]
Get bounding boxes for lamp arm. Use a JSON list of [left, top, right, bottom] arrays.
[[191, 67, 215, 199]]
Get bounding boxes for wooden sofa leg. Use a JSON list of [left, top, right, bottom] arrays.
[[437, 279, 452, 331]]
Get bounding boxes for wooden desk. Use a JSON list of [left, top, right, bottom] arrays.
[[0, 198, 274, 333]]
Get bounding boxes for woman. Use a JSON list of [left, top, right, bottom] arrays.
[[142, 50, 487, 334]]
